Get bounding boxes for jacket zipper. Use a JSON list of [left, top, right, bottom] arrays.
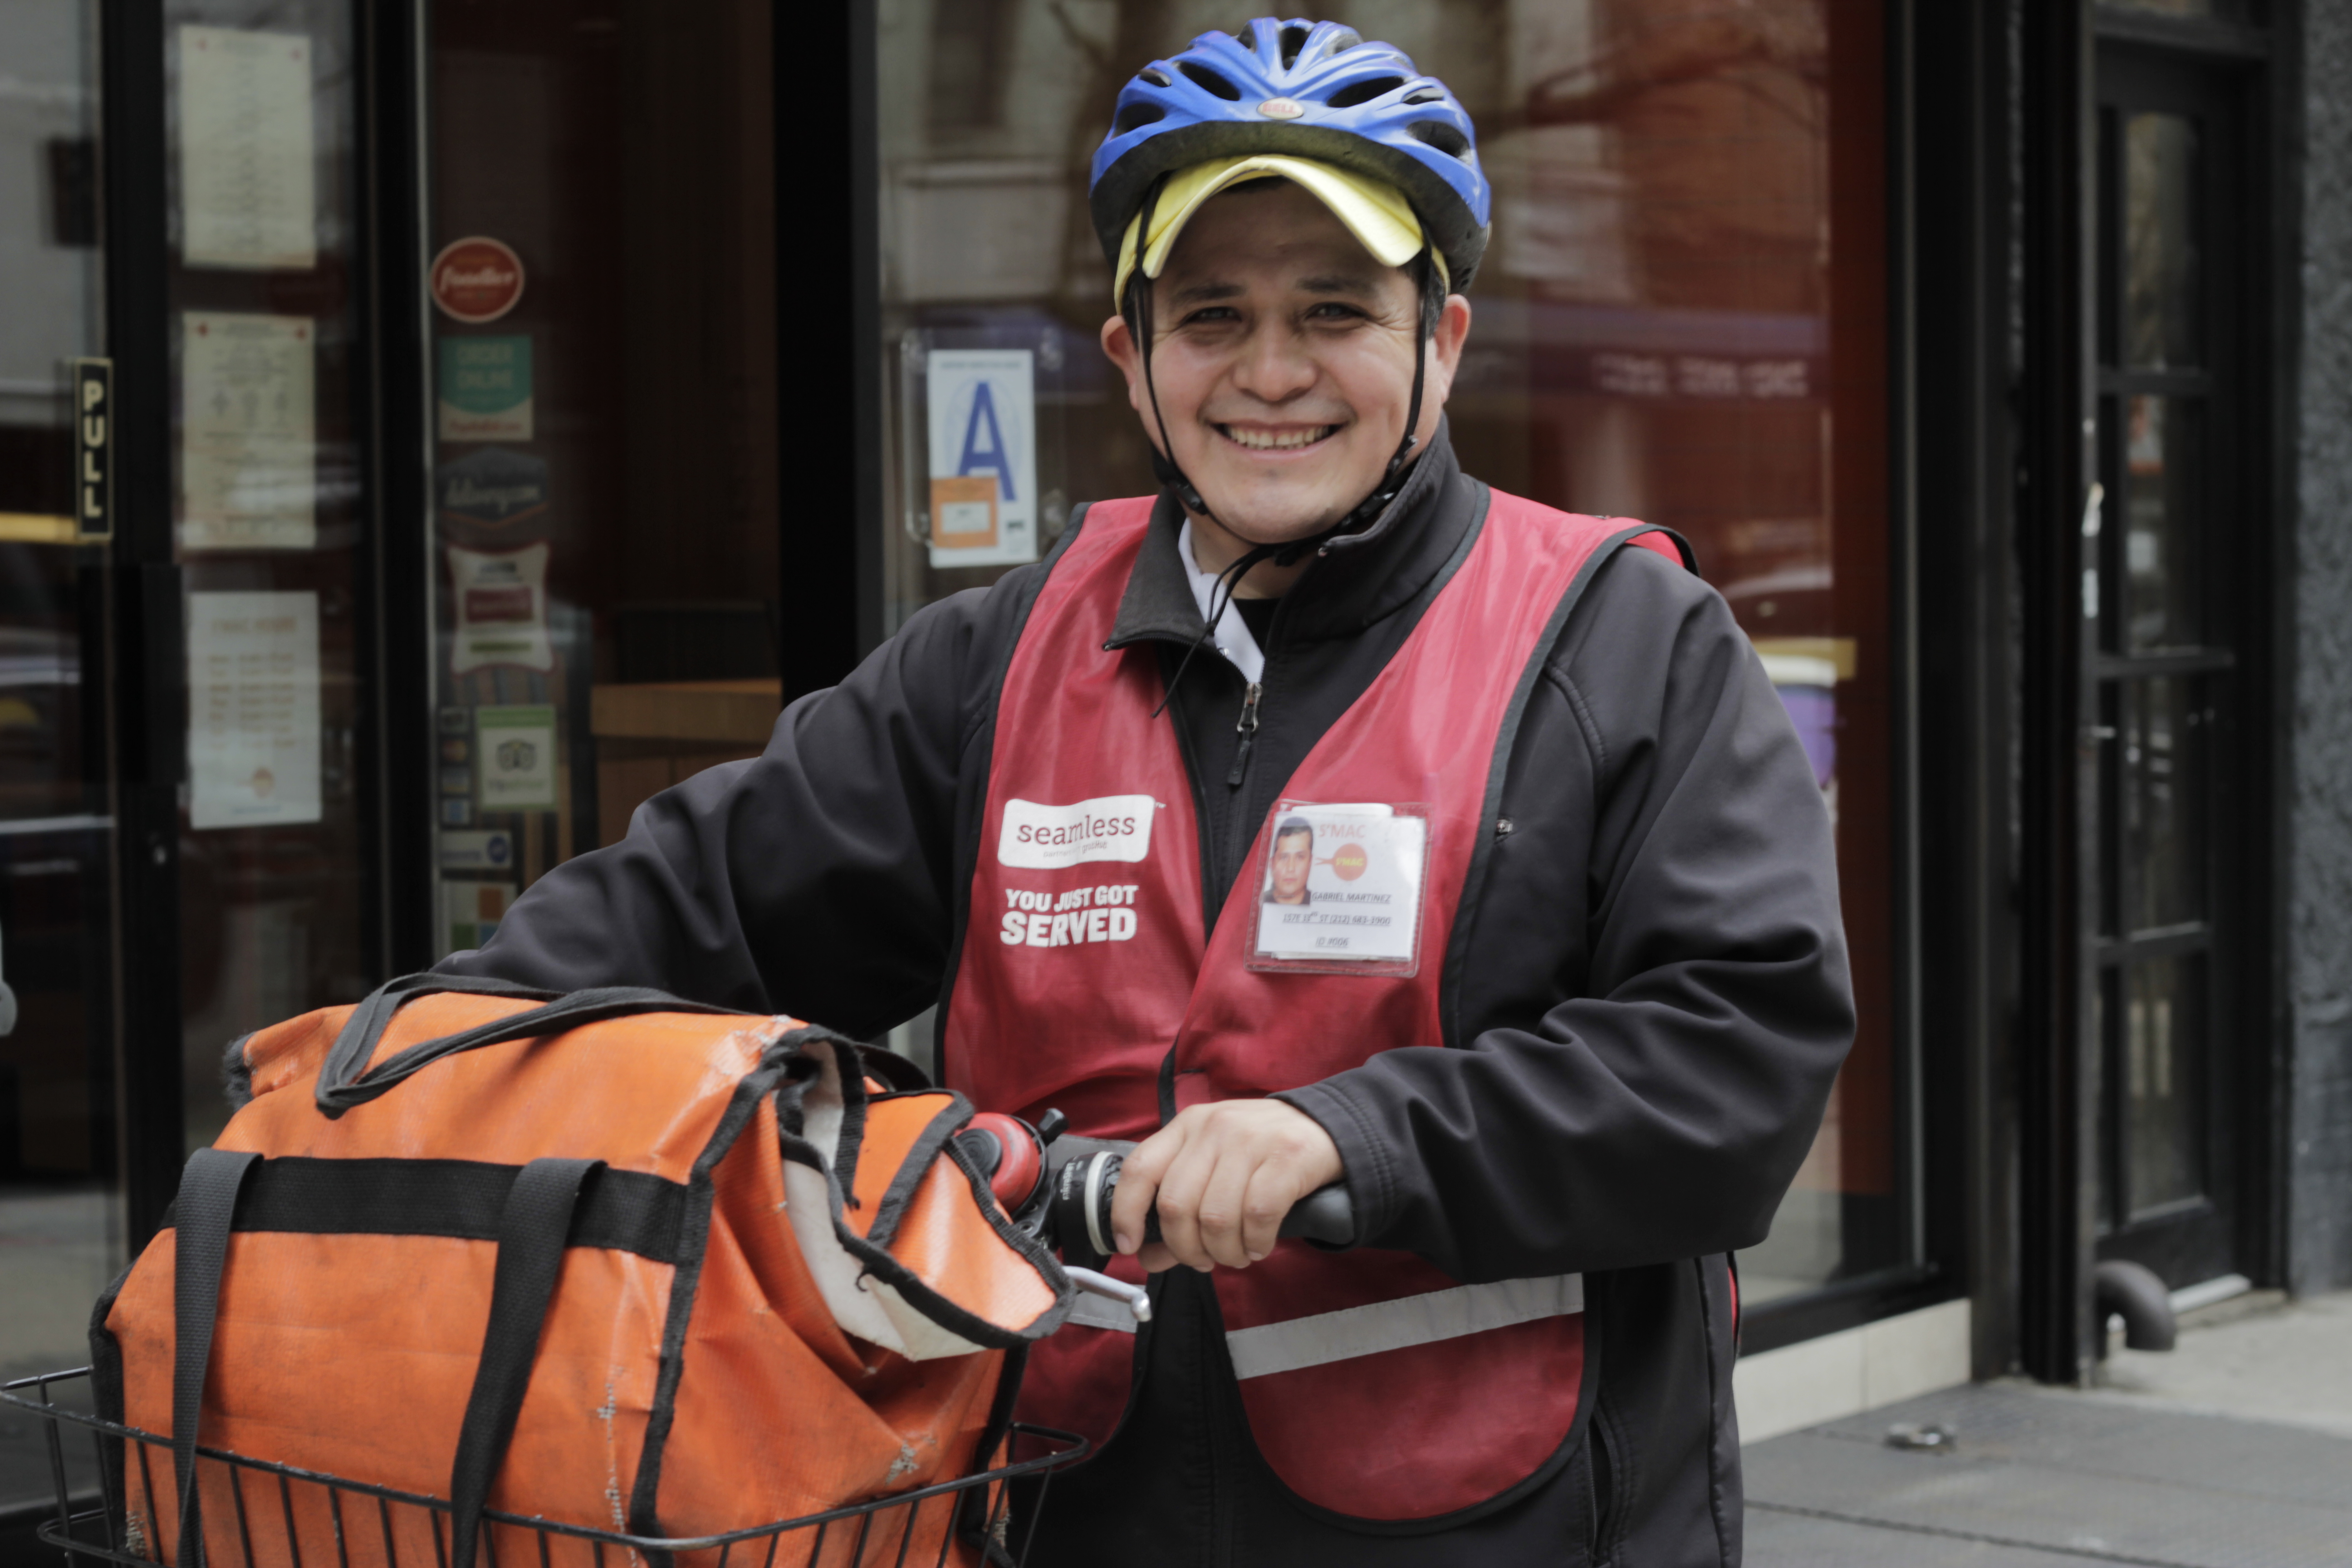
[[1589, 1407, 1619, 1564], [1225, 681, 1262, 789]]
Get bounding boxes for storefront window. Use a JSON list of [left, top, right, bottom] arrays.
[[873, 0, 1903, 1304], [422, 0, 778, 954]]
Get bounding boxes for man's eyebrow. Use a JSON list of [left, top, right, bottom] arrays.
[[1165, 271, 1390, 304], [1167, 280, 1245, 304], [1295, 271, 1385, 295]]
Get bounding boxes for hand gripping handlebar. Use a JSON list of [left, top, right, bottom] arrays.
[[954, 1110, 1358, 1322]]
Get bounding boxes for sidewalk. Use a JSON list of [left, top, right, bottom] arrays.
[[1743, 1292, 2352, 1566]]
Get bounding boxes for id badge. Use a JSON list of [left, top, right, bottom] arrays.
[[1245, 800, 1430, 977]]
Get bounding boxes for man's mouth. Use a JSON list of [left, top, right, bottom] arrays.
[[1216, 423, 1340, 452]]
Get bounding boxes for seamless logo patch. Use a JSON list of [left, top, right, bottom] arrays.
[[998, 794, 1155, 869]]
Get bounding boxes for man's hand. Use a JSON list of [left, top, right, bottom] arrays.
[[1110, 1099, 1344, 1272]]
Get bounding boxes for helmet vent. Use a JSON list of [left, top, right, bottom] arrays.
[[1139, 66, 1172, 88], [1115, 101, 1167, 135], [1408, 120, 1472, 159], [1320, 28, 1363, 57], [1327, 76, 1403, 109], [1279, 24, 1310, 68], [1179, 61, 1242, 100], [1235, 22, 1257, 51], [1403, 86, 1446, 104]]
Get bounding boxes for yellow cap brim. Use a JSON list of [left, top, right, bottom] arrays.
[[1112, 155, 1444, 306]]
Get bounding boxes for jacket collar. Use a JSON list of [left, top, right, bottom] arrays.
[[1104, 421, 1475, 652]]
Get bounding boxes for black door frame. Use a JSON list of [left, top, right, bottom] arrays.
[[98, 0, 186, 1248], [1910, 0, 2027, 1381], [359, 0, 439, 985]]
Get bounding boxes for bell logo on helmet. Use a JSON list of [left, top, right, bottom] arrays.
[[1257, 97, 1305, 120]]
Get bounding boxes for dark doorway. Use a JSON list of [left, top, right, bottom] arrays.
[[2086, 44, 2262, 1294]]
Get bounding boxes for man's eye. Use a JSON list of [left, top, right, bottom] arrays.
[[1181, 307, 1240, 326], [1306, 303, 1364, 322]]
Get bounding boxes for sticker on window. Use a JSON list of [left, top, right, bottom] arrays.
[[1247, 801, 1428, 976]]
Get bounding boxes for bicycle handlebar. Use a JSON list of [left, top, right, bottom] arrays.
[[956, 1113, 1359, 1275]]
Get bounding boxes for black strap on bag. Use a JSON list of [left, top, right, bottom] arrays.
[[166, 1148, 618, 1568], [316, 973, 750, 1117], [170, 1147, 260, 1568], [446, 1157, 604, 1568]]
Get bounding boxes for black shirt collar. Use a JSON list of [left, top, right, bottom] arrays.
[[1104, 421, 1475, 652]]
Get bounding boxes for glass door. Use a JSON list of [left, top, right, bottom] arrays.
[[161, 0, 382, 1156], [0, 0, 121, 1520], [2087, 48, 2252, 1291]]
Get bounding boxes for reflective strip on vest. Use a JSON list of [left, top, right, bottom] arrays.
[[1224, 1274, 1585, 1381]]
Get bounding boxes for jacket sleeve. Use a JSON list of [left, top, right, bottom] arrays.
[[1275, 547, 1857, 1279], [435, 583, 1013, 1038]]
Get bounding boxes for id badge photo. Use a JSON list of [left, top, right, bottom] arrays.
[[1245, 800, 1430, 978]]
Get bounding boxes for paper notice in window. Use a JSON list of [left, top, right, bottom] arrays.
[[178, 25, 317, 271], [188, 591, 322, 831], [181, 312, 316, 550]]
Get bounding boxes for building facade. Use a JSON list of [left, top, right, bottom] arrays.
[[1, 0, 2347, 1533]]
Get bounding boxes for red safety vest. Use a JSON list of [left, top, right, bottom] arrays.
[[943, 490, 1679, 1522]]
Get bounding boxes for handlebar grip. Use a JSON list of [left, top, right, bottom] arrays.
[[1278, 1183, 1357, 1245], [1051, 1141, 1363, 1264], [1133, 1179, 1357, 1248]]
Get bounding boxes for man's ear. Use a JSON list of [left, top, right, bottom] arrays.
[[1422, 294, 1475, 415], [1100, 314, 1147, 417]]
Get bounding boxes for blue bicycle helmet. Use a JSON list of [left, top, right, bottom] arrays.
[[1090, 18, 1490, 293]]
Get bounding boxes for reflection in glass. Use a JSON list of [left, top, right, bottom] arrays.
[[2122, 395, 2203, 651], [2102, 0, 2218, 14], [0, 0, 118, 1510], [2123, 676, 2207, 932], [425, 2, 781, 953], [2125, 113, 2200, 369], [2127, 956, 2205, 1215]]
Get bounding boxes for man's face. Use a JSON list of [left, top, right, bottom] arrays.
[[1270, 829, 1313, 903], [1101, 181, 1471, 546]]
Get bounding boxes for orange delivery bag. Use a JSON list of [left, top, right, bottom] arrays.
[[88, 975, 1074, 1568]]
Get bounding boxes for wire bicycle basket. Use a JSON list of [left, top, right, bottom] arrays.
[[5, 1368, 1087, 1568]]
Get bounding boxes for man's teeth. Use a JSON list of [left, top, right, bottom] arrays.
[[1222, 425, 1336, 451]]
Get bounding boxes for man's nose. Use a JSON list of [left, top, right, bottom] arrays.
[[1229, 323, 1317, 403]]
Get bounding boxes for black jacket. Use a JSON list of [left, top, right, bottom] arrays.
[[441, 428, 1854, 1566]]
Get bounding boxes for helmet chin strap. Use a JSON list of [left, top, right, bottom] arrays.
[[1124, 177, 1442, 711]]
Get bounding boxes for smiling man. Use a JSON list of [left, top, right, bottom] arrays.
[[443, 18, 1853, 1568]]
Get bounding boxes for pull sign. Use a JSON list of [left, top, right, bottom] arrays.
[[69, 358, 113, 544]]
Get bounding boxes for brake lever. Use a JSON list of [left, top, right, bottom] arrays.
[[1062, 1265, 1154, 1323]]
